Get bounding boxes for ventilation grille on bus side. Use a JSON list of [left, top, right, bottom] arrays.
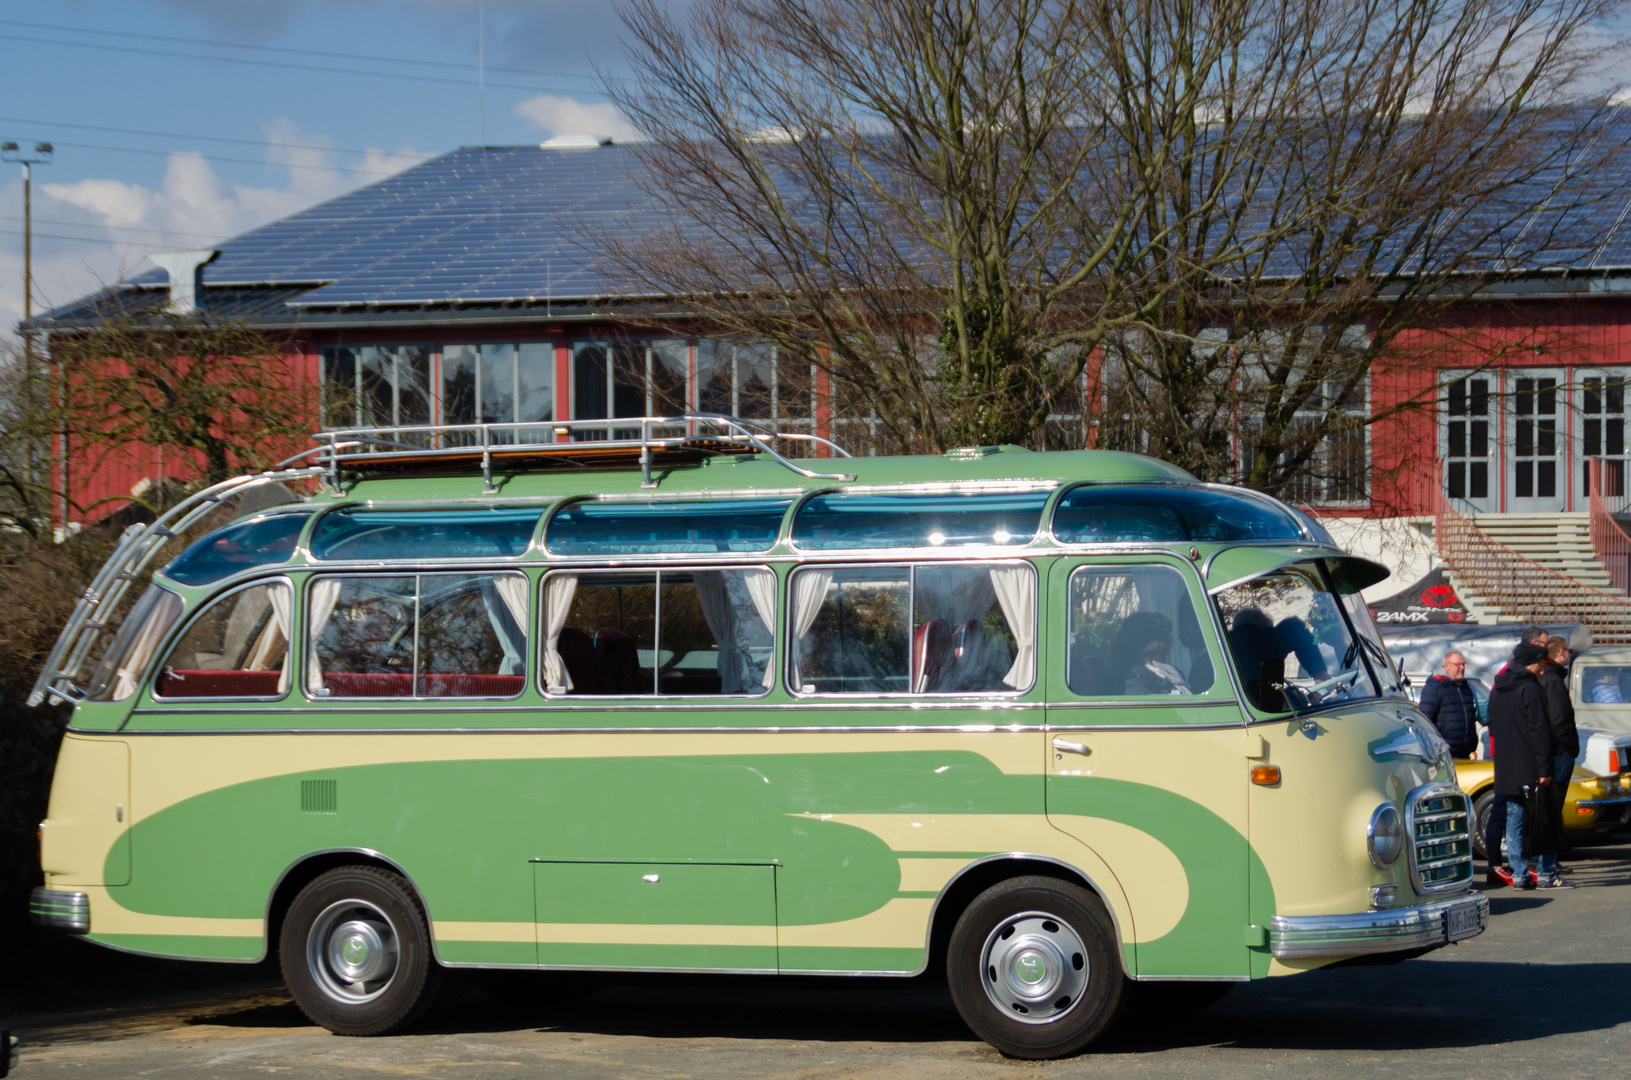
[[300, 779, 338, 814]]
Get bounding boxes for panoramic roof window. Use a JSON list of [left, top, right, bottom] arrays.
[[545, 499, 792, 555], [792, 490, 1050, 550], [310, 507, 543, 561], [163, 512, 312, 585], [1052, 485, 1304, 545]]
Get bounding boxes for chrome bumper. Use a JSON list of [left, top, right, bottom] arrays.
[[1576, 795, 1631, 809], [1269, 891, 1487, 959], [29, 887, 89, 933]]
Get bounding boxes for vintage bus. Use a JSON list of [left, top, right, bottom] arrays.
[[28, 417, 1485, 1059]]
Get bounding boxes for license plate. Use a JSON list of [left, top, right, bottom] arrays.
[[1446, 904, 1480, 939]]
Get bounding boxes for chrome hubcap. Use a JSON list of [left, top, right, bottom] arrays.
[[307, 900, 400, 1005], [979, 911, 1089, 1025]]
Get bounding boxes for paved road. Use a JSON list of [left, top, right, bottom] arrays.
[[10, 843, 1631, 1078]]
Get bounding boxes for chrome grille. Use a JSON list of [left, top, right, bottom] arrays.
[[1407, 783, 1473, 894]]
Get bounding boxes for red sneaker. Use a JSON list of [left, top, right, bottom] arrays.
[[1488, 866, 1515, 887]]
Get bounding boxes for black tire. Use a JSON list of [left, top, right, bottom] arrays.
[[279, 866, 445, 1036], [1125, 980, 1233, 1015], [946, 875, 1128, 1059], [1472, 788, 1495, 861]]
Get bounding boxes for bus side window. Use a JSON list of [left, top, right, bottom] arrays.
[[1066, 565, 1214, 697], [415, 574, 528, 697], [543, 573, 658, 695], [791, 567, 910, 694], [308, 577, 417, 698], [154, 581, 292, 699]]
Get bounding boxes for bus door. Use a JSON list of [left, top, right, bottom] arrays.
[[1043, 556, 1253, 979]]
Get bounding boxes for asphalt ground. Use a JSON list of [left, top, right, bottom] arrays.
[[7, 841, 1631, 1079]]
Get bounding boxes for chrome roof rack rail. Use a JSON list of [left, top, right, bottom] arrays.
[[28, 465, 327, 709], [310, 413, 856, 490]]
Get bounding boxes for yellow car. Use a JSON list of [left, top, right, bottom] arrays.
[[1454, 758, 1631, 859]]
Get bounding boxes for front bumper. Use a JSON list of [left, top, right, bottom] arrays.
[[29, 887, 89, 933], [1269, 891, 1487, 959], [1577, 794, 1631, 828]]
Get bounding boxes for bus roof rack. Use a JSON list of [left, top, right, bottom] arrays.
[[311, 413, 857, 492]]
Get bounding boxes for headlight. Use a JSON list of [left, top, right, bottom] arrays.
[[1368, 803, 1404, 868]]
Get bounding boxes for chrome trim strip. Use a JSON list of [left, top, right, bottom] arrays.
[[29, 887, 89, 933], [1578, 796, 1631, 808], [1045, 720, 1247, 732], [533, 964, 781, 976], [78, 934, 264, 964], [98, 723, 1054, 736], [1268, 892, 1488, 958], [1134, 975, 1251, 982]]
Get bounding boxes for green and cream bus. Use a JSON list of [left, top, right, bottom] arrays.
[[29, 416, 1485, 1059]]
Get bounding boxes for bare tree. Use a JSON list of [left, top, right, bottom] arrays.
[[604, 0, 1630, 488], [51, 309, 316, 514]]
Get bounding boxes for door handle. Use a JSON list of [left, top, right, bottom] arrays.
[[1052, 737, 1090, 756]]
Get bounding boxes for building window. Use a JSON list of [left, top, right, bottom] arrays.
[[698, 341, 817, 453], [320, 345, 432, 433], [1444, 375, 1492, 502], [443, 343, 554, 442], [1238, 377, 1370, 507]]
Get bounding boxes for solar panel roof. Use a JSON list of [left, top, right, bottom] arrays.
[[31, 110, 1631, 328]]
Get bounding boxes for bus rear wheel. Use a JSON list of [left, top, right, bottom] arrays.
[[280, 866, 445, 1036], [946, 876, 1127, 1059]]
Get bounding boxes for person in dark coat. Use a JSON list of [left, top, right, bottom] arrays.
[[1534, 637, 1580, 887], [1484, 626, 1550, 876], [1419, 651, 1479, 758], [1487, 642, 1555, 890]]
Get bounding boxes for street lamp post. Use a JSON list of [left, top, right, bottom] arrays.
[[2, 140, 53, 510]]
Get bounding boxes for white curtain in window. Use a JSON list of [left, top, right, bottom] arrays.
[[305, 578, 343, 693], [915, 566, 997, 626], [694, 572, 741, 692], [742, 570, 777, 689], [788, 569, 834, 690], [112, 592, 183, 701], [478, 577, 527, 676], [542, 574, 578, 691], [246, 584, 293, 693], [495, 574, 531, 675], [989, 566, 1036, 689], [1133, 567, 1196, 680]]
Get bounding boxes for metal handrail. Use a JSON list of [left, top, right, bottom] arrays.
[[1434, 480, 1631, 643], [1588, 457, 1631, 596], [309, 413, 858, 490], [27, 466, 327, 708]]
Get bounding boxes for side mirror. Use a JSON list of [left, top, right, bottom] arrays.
[[1257, 658, 1288, 713]]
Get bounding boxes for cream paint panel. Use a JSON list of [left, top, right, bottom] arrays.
[[41, 737, 129, 884], [792, 813, 1137, 943], [1047, 817, 1187, 941], [64, 884, 260, 938], [125, 730, 1043, 819], [777, 898, 935, 948], [1247, 707, 1436, 917], [1048, 726, 1252, 833], [897, 858, 973, 893]]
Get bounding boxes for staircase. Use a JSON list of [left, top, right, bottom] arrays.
[[1470, 513, 1616, 592], [1435, 497, 1631, 644]]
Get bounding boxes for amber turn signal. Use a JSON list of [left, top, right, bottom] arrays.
[[1251, 765, 1281, 786]]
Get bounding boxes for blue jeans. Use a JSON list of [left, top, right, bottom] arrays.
[[1534, 755, 1575, 878], [1504, 792, 1531, 878]]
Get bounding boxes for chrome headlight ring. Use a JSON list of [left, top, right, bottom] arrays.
[[1368, 802, 1404, 869]]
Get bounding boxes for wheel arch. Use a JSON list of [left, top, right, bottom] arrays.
[[265, 848, 440, 965], [924, 854, 1130, 979]]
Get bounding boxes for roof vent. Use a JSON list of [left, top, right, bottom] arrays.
[[147, 249, 218, 315], [540, 133, 613, 149]]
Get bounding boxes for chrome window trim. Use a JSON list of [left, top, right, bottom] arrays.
[[306, 503, 547, 562], [783, 560, 1037, 700], [147, 575, 297, 706], [301, 569, 532, 704], [788, 484, 1058, 553], [536, 563, 780, 701], [1048, 480, 1309, 548], [542, 495, 795, 557], [160, 509, 318, 587], [90, 721, 1052, 736], [1062, 561, 1232, 704]]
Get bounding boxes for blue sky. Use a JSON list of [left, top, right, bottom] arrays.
[[0, 0, 650, 329]]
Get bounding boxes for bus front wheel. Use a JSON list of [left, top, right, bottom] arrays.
[[946, 875, 1127, 1059], [280, 866, 446, 1036]]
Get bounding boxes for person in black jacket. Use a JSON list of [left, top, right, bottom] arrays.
[[1483, 626, 1550, 879], [1535, 637, 1580, 887], [1419, 651, 1479, 758], [1487, 642, 1555, 890]]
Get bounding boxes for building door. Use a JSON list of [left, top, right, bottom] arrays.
[[1442, 375, 1497, 514], [1580, 369, 1631, 503], [1508, 369, 1568, 513]]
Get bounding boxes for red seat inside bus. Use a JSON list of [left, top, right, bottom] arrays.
[[156, 669, 284, 698], [320, 672, 525, 698]]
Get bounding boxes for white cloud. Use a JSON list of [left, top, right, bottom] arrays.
[[0, 120, 421, 333], [514, 94, 642, 143]]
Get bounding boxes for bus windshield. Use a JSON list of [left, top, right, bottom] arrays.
[[1214, 563, 1379, 713]]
